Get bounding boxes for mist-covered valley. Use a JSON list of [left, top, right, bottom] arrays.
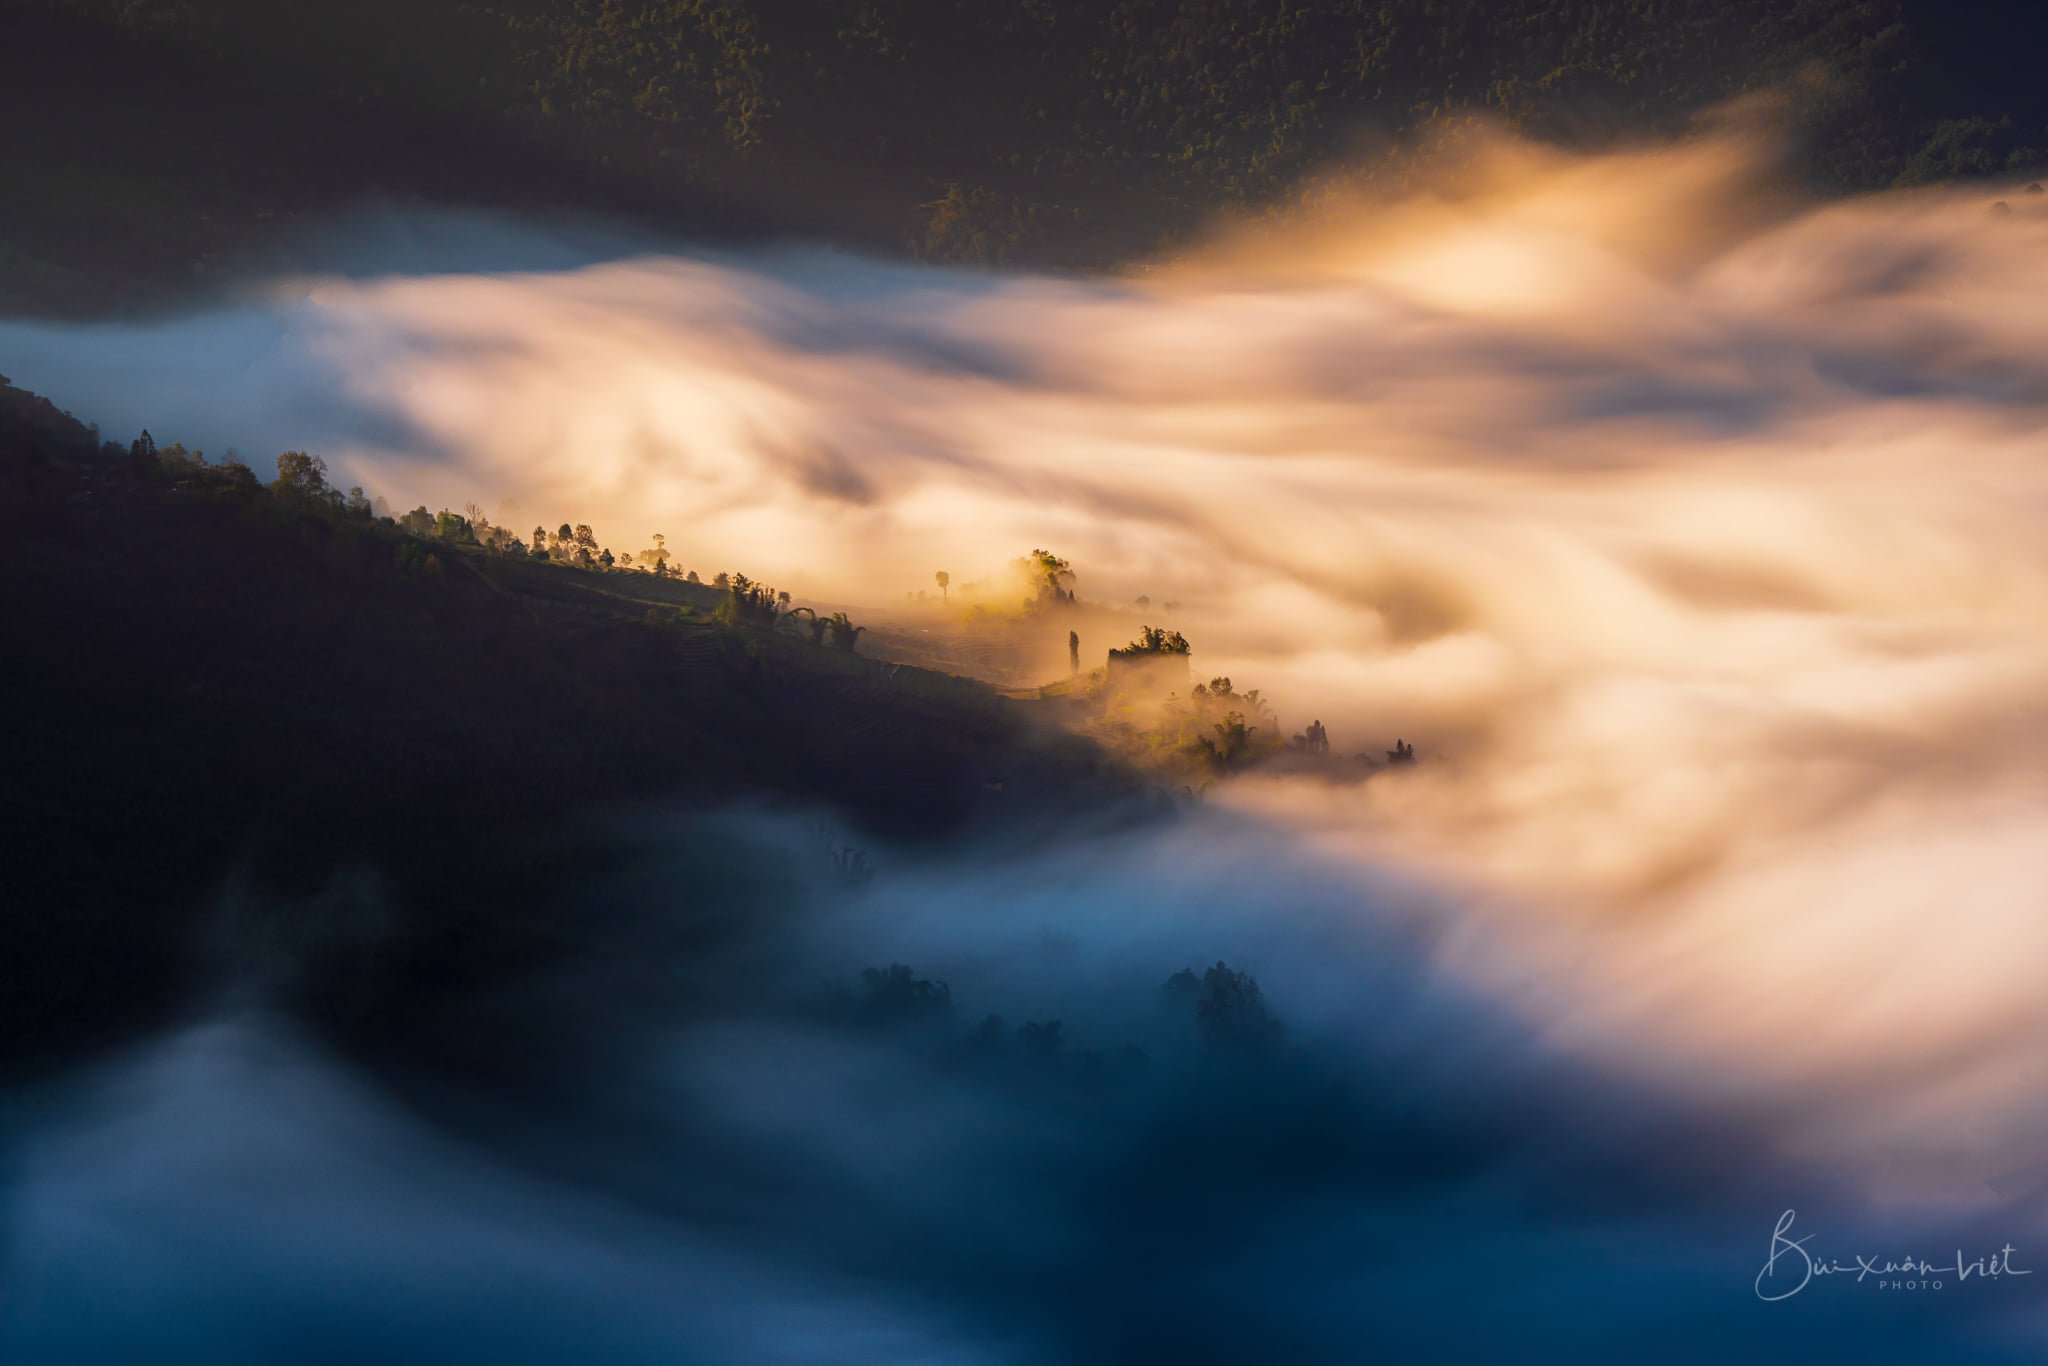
[[4, 120, 2047, 1361], [4, 806, 2037, 1363]]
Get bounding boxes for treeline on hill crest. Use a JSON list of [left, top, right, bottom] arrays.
[[122, 431, 871, 647], [5, 1, 2046, 309]]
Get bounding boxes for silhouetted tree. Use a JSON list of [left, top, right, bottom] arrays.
[[826, 611, 865, 652], [216, 453, 258, 490], [935, 569, 950, 602], [858, 963, 949, 1024], [781, 606, 830, 645], [715, 572, 782, 627], [1016, 548, 1075, 604], [1193, 961, 1280, 1050], [272, 450, 333, 503], [641, 532, 670, 574], [1112, 625, 1190, 658], [1204, 711, 1257, 766]]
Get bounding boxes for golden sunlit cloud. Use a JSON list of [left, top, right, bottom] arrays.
[[13, 123, 2048, 1201]]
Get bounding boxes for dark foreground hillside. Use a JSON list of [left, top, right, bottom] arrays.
[[0, 380, 1145, 1074]]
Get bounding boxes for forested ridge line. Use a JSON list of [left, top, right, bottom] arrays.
[[5, 1, 2043, 311]]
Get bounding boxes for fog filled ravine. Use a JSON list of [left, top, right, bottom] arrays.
[[5, 126, 2047, 1362]]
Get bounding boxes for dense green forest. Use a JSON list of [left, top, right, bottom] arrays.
[[5, 0, 2044, 310]]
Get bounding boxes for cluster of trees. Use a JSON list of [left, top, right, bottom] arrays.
[[117, 427, 884, 654], [1163, 961, 1284, 1051], [413, 512, 692, 577], [125, 430, 260, 489], [1103, 626, 1196, 713], [1017, 549, 1076, 607], [778, 604, 867, 653], [103, 435, 681, 587], [17, 0, 2046, 310], [252, 446, 714, 583], [1094, 624, 1278, 774], [921, 553, 1082, 614], [712, 572, 784, 628], [841, 956, 1284, 1077], [680, 572, 868, 652], [1091, 619, 1410, 774], [1183, 676, 1279, 770], [1112, 626, 1191, 660]]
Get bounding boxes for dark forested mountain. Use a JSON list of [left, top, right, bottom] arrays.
[[4, 0, 2043, 308], [0, 376, 1141, 1072]]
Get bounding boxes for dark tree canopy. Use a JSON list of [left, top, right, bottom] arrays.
[[10, 1, 2042, 310]]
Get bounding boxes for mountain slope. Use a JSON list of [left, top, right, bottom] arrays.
[[0, 379, 1143, 1072]]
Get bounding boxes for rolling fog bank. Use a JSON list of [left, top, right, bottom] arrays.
[[4, 120, 2047, 1357], [1, 809, 2037, 1363]]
